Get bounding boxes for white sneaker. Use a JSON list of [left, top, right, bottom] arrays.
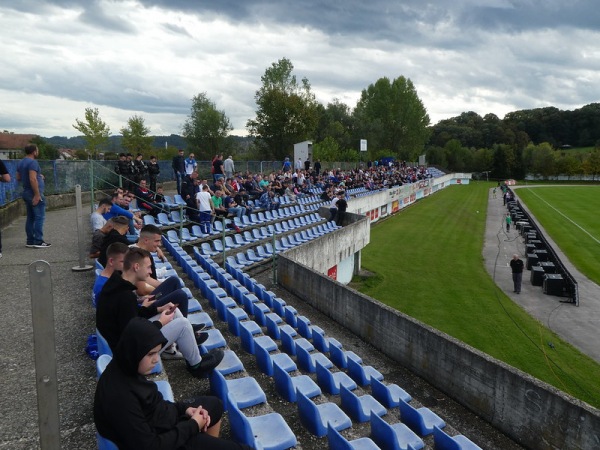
[[162, 345, 184, 360]]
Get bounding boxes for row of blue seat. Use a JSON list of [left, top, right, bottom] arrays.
[[164, 229, 481, 450], [221, 263, 482, 450], [161, 237, 299, 450]]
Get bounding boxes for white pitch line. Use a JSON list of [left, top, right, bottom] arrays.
[[526, 189, 600, 245]]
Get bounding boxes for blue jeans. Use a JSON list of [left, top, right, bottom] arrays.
[[199, 211, 212, 234], [152, 276, 189, 317], [22, 191, 46, 245]]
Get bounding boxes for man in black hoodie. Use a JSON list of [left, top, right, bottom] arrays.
[[96, 247, 223, 377], [94, 317, 251, 450]]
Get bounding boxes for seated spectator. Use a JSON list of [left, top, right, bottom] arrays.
[[131, 225, 191, 318], [96, 247, 223, 376], [259, 189, 280, 211], [103, 192, 143, 235], [233, 188, 252, 215], [92, 242, 128, 307], [223, 195, 245, 219], [94, 317, 251, 450], [284, 182, 297, 202], [98, 216, 130, 267], [135, 179, 159, 216], [91, 198, 113, 231], [90, 220, 114, 260], [211, 190, 228, 218]]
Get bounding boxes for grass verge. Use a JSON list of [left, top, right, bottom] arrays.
[[352, 182, 600, 408], [516, 186, 600, 285]]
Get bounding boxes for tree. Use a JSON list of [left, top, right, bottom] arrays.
[[120, 115, 153, 156], [530, 142, 556, 179], [182, 93, 232, 159], [30, 136, 60, 160], [246, 58, 319, 160], [72, 107, 110, 159], [354, 76, 430, 161]]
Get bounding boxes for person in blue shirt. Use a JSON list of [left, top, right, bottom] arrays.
[[16, 144, 50, 248]]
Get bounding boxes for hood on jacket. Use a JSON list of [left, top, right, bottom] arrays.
[[113, 317, 167, 376], [101, 271, 135, 297]]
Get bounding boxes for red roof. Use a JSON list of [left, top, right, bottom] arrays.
[[0, 133, 38, 150]]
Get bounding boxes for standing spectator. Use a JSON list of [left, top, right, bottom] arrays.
[[196, 185, 214, 234], [185, 152, 197, 176], [147, 155, 160, 193], [171, 149, 186, 194], [328, 192, 339, 222], [510, 254, 524, 294], [224, 155, 235, 179], [16, 144, 50, 248], [282, 157, 291, 173], [304, 158, 310, 171], [335, 192, 348, 226], [133, 153, 147, 187], [505, 213, 512, 232], [114, 153, 129, 187], [212, 155, 224, 181], [314, 159, 321, 176], [124, 153, 136, 192], [181, 171, 200, 222], [0, 159, 11, 257]]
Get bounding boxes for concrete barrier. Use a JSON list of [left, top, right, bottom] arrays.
[[278, 253, 600, 450]]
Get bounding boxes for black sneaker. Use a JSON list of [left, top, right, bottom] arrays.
[[192, 323, 207, 333], [187, 349, 224, 378], [196, 332, 209, 345], [33, 242, 52, 248]]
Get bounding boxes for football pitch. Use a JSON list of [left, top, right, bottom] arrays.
[[515, 186, 600, 285], [353, 182, 600, 408]]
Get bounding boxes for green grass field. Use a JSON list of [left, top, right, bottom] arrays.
[[516, 186, 600, 285], [352, 182, 600, 408]]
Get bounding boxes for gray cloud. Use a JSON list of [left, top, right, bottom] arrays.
[[0, 0, 599, 137]]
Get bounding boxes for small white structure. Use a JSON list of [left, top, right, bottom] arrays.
[[293, 140, 313, 167]]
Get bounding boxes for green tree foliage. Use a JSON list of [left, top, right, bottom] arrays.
[[246, 58, 319, 160], [72, 107, 111, 159], [120, 115, 153, 156], [353, 76, 430, 162], [182, 92, 232, 159], [315, 99, 354, 152], [30, 136, 60, 160]]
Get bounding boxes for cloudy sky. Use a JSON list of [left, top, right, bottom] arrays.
[[1, 0, 599, 138]]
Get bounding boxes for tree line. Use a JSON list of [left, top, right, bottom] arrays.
[[26, 56, 600, 180]]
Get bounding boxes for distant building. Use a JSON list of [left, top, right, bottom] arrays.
[[0, 132, 37, 159]]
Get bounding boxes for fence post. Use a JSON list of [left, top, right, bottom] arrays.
[[89, 161, 95, 213], [272, 230, 277, 284], [29, 260, 61, 450], [73, 185, 93, 272]]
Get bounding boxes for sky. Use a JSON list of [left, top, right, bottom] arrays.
[[1, 0, 599, 139]]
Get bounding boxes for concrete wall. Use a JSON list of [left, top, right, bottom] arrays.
[[277, 251, 600, 450]]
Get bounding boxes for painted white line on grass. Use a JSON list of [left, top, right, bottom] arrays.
[[526, 189, 600, 245]]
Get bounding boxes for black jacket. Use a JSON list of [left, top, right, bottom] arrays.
[[96, 272, 159, 350], [94, 318, 199, 450], [98, 229, 130, 267]]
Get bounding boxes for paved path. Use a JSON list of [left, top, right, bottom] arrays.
[[482, 186, 600, 363]]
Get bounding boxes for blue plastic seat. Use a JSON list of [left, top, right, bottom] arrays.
[[246, 248, 263, 262], [96, 432, 119, 450], [315, 360, 357, 395], [264, 313, 285, 339], [144, 214, 160, 226], [340, 384, 387, 423], [371, 378, 412, 408], [347, 356, 384, 386], [370, 412, 424, 450], [191, 225, 207, 238], [155, 380, 175, 402], [236, 252, 254, 267], [311, 326, 341, 353], [227, 392, 297, 450], [397, 397, 446, 437], [214, 349, 245, 376], [226, 307, 249, 336], [330, 345, 363, 370], [273, 358, 321, 403], [432, 426, 482, 450], [296, 341, 333, 373], [181, 228, 195, 241], [187, 311, 214, 329], [199, 329, 227, 354], [297, 390, 352, 438], [240, 322, 277, 355], [283, 305, 298, 327], [210, 369, 266, 410], [96, 328, 113, 357], [254, 343, 297, 376], [327, 424, 381, 450], [296, 315, 313, 339], [278, 323, 299, 355], [225, 236, 241, 249], [166, 229, 179, 243], [96, 354, 112, 379], [215, 296, 237, 321], [201, 242, 219, 256], [252, 302, 272, 326]]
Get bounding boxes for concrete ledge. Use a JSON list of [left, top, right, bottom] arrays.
[[277, 254, 600, 450]]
